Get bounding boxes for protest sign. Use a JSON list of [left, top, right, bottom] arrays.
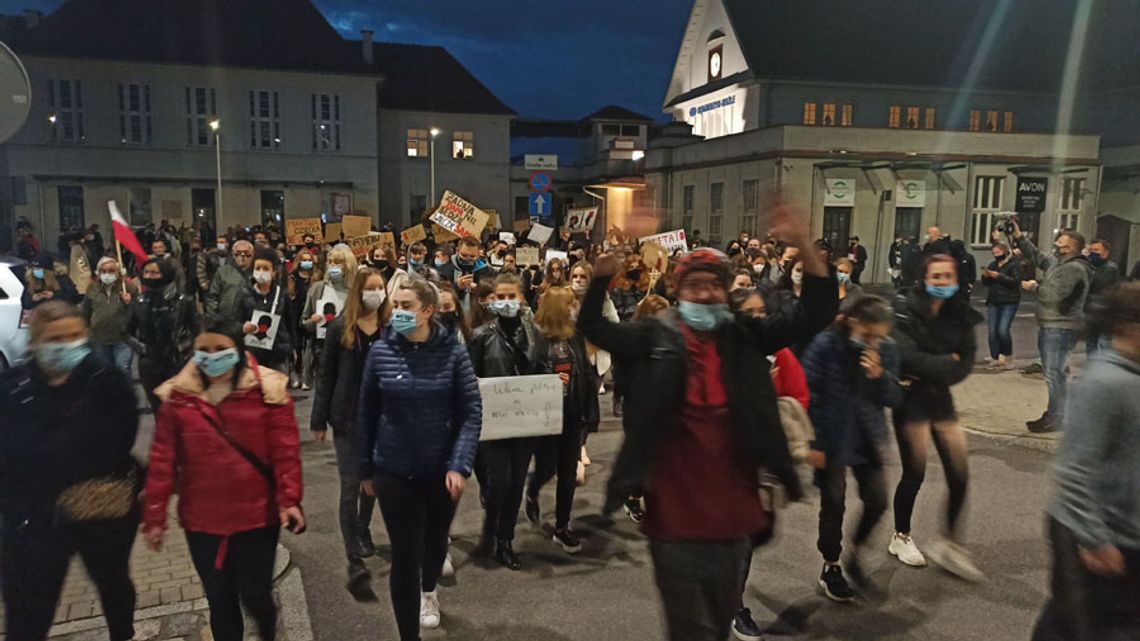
[[528, 222, 554, 245], [639, 229, 688, 253], [544, 249, 567, 266], [499, 231, 516, 245], [478, 375, 564, 441], [431, 223, 460, 243], [640, 241, 669, 272], [485, 209, 501, 230], [345, 233, 387, 258], [513, 218, 532, 233], [377, 232, 396, 253], [565, 207, 599, 233], [515, 246, 540, 266], [324, 222, 342, 243], [315, 288, 345, 340], [400, 224, 427, 246], [342, 215, 372, 240], [285, 218, 323, 246], [429, 190, 490, 238]]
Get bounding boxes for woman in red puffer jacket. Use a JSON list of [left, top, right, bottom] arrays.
[[142, 317, 302, 641]]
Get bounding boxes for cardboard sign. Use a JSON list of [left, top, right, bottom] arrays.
[[342, 215, 372, 240], [515, 246, 540, 266], [345, 233, 387, 258], [640, 241, 669, 272], [485, 209, 501, 231], [429, 190, 490, 238], [315, 287, 345, 340], [544, 249, 568, 266], [377, 232, 396, 253], [528, 222, 554, 245], [499, 231, 516, 245], [432, 223, 460, 243], [478, 375, 564, 441], [565, 207, 599, 233], [286, 218, 324, 246], [324, 222, 342, 243], [640, 229, 688, 253], [513, 218, 532, 233], [400, 224, 427, 246]]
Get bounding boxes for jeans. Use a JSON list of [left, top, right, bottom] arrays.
[[480, 437, 535, 542], [1031, 517, 1140, 641], [892, 419, 970, 539], [186, 526, 279, 641], [374, 471, 457, 641], [1038, 328, 1078, 420], [650, 537, 752, 641], [986, 303, 1018, 359], [92, 342, 134, 379], [332, 432, 376, 575], [1, 514, 138, 641], [815, 463, 888, 563], [526, 414, 583, 530]]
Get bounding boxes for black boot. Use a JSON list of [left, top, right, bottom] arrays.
[[494, 539, 522, 571], [345, 564, 376, 602], [357, 526, 376, 559]]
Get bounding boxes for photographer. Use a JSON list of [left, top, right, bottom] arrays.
[[437, 236, 494, 310], [1010, 221, 1093, 434]]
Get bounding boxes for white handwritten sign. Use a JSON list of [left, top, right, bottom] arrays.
[[477, 374, 563, 441], [429, 190, 490, 238], [640, 229, 688, 253]]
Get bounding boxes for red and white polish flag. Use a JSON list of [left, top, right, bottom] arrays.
[[108, 200, 148, 266]]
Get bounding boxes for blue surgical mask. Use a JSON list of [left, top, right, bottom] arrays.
[[678, 301, 731, 332], [837, 272, 851, 285], [926, 284, 959, 300], [434, 258, 448, 268], [327, 266, 343, 282], [32, 268, 45, 280], [489, 299, 520, 318], [409, 258, 424, 269], [194, 348, 241, 378], [35, 338, 90, 373], [390, 309, 419, 335], [99, 272, 118, 286], [1087, 252, 1104, 267], [299, 260, 313, 270]]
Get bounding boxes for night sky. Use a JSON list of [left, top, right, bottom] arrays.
[[10, 0, 693, 121]]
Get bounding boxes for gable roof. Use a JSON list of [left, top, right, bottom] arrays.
[[585, 105, 654, 122]]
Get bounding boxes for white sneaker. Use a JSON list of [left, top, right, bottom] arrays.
[[581, 446, 592, 466], [441, 552, 455, 578], [420, 590, 441, 629], [888, 532, 927, 567], [928, 539, 985, 582]]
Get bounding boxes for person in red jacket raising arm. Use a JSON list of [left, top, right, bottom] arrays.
[[142, 317, 303, 641]]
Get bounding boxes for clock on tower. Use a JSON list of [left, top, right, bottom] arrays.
[[708, 44, 723, 82]]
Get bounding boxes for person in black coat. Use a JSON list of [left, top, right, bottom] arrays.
[[21, 255, 81, 311], [129, 258, 199, 412], [981, 242, 1023, 368], [887, 254, 984, 581], [0, 301, 140, 641], [949, 239, 977, 298], [237, 246, 293, 372], [436, 236, 495, 310]]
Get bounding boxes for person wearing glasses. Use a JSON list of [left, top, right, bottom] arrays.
[[207, 240, 256, 321]]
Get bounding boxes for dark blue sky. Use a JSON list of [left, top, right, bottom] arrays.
[[10, 0, 693, 120]]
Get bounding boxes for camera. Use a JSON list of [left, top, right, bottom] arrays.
[[994, 212, 1018, 236]]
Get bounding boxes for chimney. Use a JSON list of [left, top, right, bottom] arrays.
[[23, 9, 42, 29], [361, 30, 374, 65]]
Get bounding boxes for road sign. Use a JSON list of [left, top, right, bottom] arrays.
[[529, 192, 552, 217], [529, 172, 552, 193], [524, 155, 558, 171]]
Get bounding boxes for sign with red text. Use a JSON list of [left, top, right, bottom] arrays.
[[429, 190, 490, 238], [639, 229, 688, 253]]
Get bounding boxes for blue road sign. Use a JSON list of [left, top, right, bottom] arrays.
[[529, 192, 552, 217], [529, 172, 552, 192]]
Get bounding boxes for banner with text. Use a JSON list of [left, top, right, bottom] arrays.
[[429, 190, 490, 239], [285, 218, 323, 246], [639, 229, 688, 253], [400, 224, 428, 246], [478, 374, 564, 441]]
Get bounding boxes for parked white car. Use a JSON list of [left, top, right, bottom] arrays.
[[0, 257, 29, 370]]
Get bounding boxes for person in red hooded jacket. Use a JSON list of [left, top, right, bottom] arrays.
[[142, 317, 303, 641]]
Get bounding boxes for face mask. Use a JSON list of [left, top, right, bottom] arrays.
[[99, 272, 118, 286], [409, 258, 424, 269], [747, 248, 761, 258], [142, 276, 169, 290], [791, 271, 804, 287], [435, 258, 448, 268], [571, 281, 588, 294], [926, 283, 959, 299], [1052, 247, 1063, 258], [253, 270, 273, 285], [299, 260, 313, 270], [752, 264, 765, 275], [489, 299, 520, 318], [677, 301, 731, 332], [327, 266, 343, 282], [361, 290, 385, 311], [217, 243, 227, 252], [1087, 252, 1103, 267], [849, 336, 868, 351], [457, 256, 475, 269], [35, 338, 90, 374], [837, 272, 851, 285], [32, 268, 45, 280], [438, 311, 459, 329], [390, 309, 419, 336], [194, 348, 241, 378]]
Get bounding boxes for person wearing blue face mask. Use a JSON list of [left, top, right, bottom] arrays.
[[577, 198, 836, 641], [887, 254, 984, 581], [302, 246, 358, 392], [467, 272, 551, 571], [287, 248, 318, 389], [357, 277, 481, 638], [22, 255, 80, 312], [436, 236, 494, 309], [835, 257, 865, 314], [0, 301, 141, 641]]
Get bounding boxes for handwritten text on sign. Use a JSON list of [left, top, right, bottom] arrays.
[[429, 190, 490, 238], [477, 374, 563, 441], [640, 229, 688, 253]]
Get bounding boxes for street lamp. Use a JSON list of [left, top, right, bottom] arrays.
[[209, 119, 223, 225], [430, 127, 441, 208]]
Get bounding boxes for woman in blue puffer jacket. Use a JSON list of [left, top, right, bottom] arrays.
[[356, 276, 482, 641]]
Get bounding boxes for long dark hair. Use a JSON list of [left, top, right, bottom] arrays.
[[196, 315, 248, 389]]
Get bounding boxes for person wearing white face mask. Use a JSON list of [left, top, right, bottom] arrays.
[[834, 257, 865, 314], [302, 247, 358, 389], [310, 267, 391, 599], [82, 256, 137, 378], [467, 272, 552, 571], [237, 246, 293, 372]]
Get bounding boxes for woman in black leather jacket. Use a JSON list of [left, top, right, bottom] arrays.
[[467, 272, 551, 570]]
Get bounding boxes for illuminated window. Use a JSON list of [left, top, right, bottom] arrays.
[[841, 103, 854, 127], [802, 102, 817, 126], [1003, 112, 1014, 133], [406, 128, 429, 157], [906, 107, 920, 129], [822, 103, 836, 126], [924, 107, 936, 130], [986, 110, 999, 132], [452, 131, 474, 159], [888, 105, 901, 128], [969, 110, 981, 132]]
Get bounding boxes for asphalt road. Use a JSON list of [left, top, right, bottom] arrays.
[[286, 394, 1056, 641]]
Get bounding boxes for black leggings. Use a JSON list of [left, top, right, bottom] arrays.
[[480, 437, 535, 542], [186, 526, 280, 641], [892, 418, 970, 538], [374, 471, 457, 641], [527, 416, 583, 530], [816, 462, 888, 563]]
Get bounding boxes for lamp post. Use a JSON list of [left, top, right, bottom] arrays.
[[209, 119, 223, 227], [430, 127, 440, 208]]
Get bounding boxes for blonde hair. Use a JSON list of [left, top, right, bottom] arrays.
[[325, 247, 358, 283], [340, 268, 389, 350], [634, 294, 670, 320], [535, 285, 576, 342]]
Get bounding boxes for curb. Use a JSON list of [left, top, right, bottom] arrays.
[[963, 424, 1060, 455]]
